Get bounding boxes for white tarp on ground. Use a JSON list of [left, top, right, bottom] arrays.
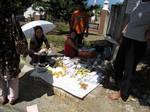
[[23, 55, 104, 99], [30, 70, 100, 99], [30, 71, 99, 98]]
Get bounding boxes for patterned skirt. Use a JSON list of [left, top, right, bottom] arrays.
[[0, 40, 20, 79]]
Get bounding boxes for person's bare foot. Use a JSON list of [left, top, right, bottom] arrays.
[[108, 91, 121, 100], [9, 99, 17, 105]]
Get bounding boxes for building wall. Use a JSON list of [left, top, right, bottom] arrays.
[[106, 0, 140, 41], [106, 4, 127, 40], [99, 10, 109, 34]]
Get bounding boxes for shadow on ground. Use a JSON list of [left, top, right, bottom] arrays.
[[131, 67, 150, 106], [18, 70, 54, 103], [102, 50, 150, 107], [88, 32, 100, 36], [103, 66, 150, 107], [132, 49, 150, 106]]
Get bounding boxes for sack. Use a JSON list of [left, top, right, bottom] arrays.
[[12, 14, 28, 55]]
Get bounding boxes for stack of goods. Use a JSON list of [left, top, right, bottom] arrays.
[[78, 48, 97, 58], [46, 56, 105, 89]]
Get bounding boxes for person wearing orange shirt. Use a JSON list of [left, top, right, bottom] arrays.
[[70, 4, 89, 48]]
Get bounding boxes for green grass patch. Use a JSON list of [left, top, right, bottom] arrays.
[[46, 34, 65, 51], [46, 22, 69, 51], [53, 22, 69, 33], [83, 40, 92, 48]]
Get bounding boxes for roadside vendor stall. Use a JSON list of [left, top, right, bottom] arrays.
[[23, 47, 109, 99]]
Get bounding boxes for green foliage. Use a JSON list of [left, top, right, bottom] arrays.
[[54, 22, 69, 33], [1, 0, 35, 14], [3, 0, 101, 23], [32, 0, 99, 22], [46, 22, 69, 50], [83, 40, 91, 48], [86, 4, 102, 17], [33, 0, 77, 22]]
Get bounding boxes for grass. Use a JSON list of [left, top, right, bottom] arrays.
[[27, 22, 101, 52], [53, 22, 69, 33], [46, 34, 65, 51], [83, 40, 92, 48], [46, 22, 69, 51]]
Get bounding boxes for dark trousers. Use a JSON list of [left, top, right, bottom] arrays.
[[113, 37, 147, 100], [29, 53, 47, 64], [29, 53, 38, 63], [75, 33, 84, 47]]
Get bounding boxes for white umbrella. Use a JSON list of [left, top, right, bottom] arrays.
[[21, 20, 56, 38]]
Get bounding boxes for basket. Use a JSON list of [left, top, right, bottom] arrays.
[[78, 50, 97, 58]]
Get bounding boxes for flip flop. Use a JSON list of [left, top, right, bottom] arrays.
[[108, 91, 120, 100]]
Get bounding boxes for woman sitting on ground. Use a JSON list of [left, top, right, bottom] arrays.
[[29, 26, 50, 64], [64, 31, 78, 58]]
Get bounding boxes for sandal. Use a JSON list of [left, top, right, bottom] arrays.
[[108, 91, 120, 100]]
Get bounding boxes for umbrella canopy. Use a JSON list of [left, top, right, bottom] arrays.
[[21, 20, 56, 38]]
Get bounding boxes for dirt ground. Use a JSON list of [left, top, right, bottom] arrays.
[[0, 32, 150, 112]]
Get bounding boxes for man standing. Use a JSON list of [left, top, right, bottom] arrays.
[[109, 0, 150, 101], [70, 3, 89, 48]]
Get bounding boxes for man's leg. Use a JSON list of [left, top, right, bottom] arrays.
[[120, 39, 147, 101], [113, 37, 129, 87], [76, 33, 84, 48], [29, 53, 38, 65], [108, 38, 130, 100]]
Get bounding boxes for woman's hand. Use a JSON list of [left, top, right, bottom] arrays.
[[38, 48, 48, 54], [34, 52, 40, 55]]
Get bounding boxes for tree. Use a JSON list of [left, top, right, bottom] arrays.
[[32, 0, 77, 22], [1, 0, 35, 14], [32, 0, 101, 23]]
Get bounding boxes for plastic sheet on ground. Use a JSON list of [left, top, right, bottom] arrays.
[[30, 69, 102, 98], [27, 55, 105, 99]]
